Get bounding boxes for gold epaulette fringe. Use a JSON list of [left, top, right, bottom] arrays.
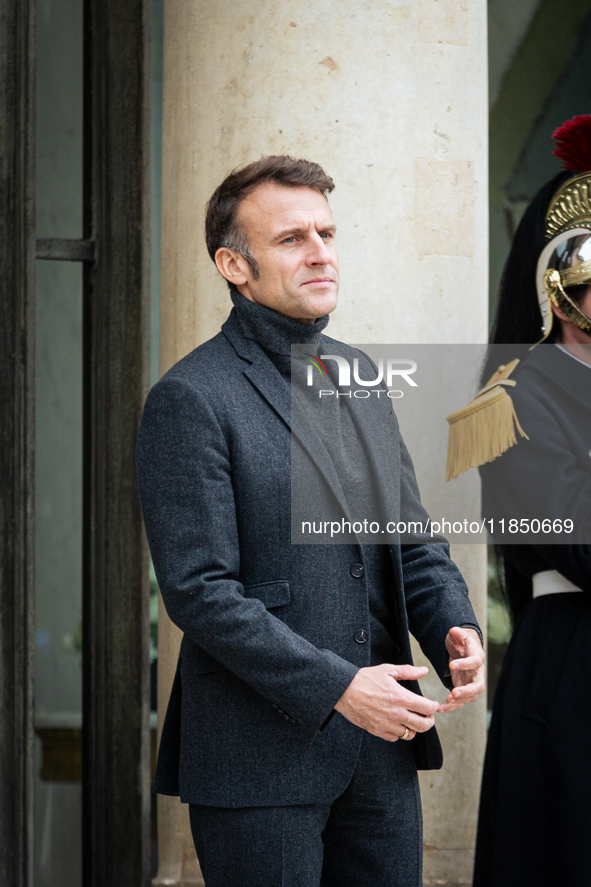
[[445, 359, 529, 481]]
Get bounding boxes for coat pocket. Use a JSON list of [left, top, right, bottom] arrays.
[[179, 581, 291, 676], [242, 579, 290, 609]]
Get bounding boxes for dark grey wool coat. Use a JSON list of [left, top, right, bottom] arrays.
[[136, 308, 479, 808]]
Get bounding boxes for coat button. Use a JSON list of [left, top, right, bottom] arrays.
[[355, 629, 368, 644], [350, 563, 364, 578]]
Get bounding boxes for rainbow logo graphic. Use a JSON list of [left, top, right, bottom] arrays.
[[304, 353, 328, 376], [304, 353, 329, 386]]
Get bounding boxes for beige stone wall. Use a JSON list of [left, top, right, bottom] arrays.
[[156, 2, 488, 885], [413, 544, 488, 886], [160, 0, 488, 372]]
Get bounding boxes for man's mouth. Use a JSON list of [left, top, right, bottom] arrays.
[[301, 277, 335, 287]]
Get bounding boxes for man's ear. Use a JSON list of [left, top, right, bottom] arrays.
[[551, 301, 566, 320], [215, 247, 249, 286], [550, 301, 569, 325]]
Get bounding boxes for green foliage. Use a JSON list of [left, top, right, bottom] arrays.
[[60, 565, 159, 663], [62, 620, 83, 656], [487, 552, 512, 646], [150, 561, 159, 663]]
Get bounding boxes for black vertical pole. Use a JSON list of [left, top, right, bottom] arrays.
[[0, 0, 36, 884], [82, 0, 152, 884]]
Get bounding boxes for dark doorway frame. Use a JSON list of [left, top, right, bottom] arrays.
[[0, 1, 36, 884], [0, 0, 152, 884]]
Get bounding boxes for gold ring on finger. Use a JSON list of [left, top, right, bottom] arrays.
[[401, 727, 410, 741]]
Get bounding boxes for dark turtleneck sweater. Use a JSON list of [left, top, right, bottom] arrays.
[[230, 286, 400, 666]]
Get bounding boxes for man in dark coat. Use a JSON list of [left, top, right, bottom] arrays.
[[136, 156, 485, 887]]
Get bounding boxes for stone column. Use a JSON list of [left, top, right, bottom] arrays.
[[412, 545, 488, 886], [152, 603, 204, 887], [156, 2, 488, 885]]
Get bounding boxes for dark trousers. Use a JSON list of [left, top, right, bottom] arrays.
[[188, 731, 422, 887]]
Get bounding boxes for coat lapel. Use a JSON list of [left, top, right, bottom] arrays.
[[290, 386, 353, 522], [223, 309, 291, 430], [223, 311, 352, 520], [244, 358, 292, 431], [347, 390, 401, 524]]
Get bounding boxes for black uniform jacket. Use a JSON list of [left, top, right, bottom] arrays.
[[136, 308, 479, 808], [474, 344, 591, 887], [481, 343, 591, 579]]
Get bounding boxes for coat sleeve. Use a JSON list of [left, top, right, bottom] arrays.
[[357, 347, 482, 685], [136, 374, 358, 739], [397, 434, 481, 684]]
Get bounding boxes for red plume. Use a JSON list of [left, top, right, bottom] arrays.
[[552, 115, 591, 172]]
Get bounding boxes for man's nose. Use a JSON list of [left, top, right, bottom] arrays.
[[306, 233, 332, 265]]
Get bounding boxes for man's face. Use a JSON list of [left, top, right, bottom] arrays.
[[554, 284, 591, 348], [218, 182, 339, 322]]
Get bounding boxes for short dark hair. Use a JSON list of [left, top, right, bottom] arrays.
[[205, 155, 335, 281]]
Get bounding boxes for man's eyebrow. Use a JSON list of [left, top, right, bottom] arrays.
[[273, 223, 337, 241]]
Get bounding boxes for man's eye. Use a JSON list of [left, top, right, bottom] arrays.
[[282, 236, 297, 244], [320, 232, 334, 239]]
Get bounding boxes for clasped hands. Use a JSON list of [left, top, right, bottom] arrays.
[[334, 627, 485, 742]]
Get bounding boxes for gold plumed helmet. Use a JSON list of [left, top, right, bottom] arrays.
[[537, 115, 591, 341], [446, 116, 591, 481]]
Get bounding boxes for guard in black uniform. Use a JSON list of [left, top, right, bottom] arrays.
[[447, 115, 591, 887]]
